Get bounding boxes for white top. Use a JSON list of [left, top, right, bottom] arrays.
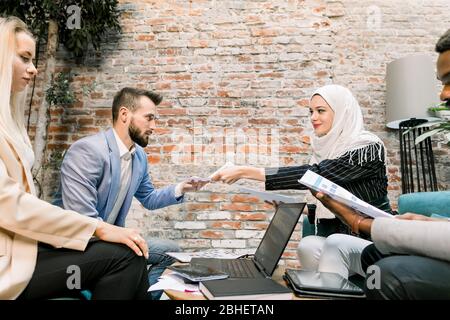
[[107, 129, 136, 224]]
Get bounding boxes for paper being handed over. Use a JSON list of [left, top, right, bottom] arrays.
[[186, 162, 235, 184], [299, 170, 393, 219], [238, 187, 300, 204]]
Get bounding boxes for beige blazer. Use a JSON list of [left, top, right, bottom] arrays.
[[0, 133, 98, 299]]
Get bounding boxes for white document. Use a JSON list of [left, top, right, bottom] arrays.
[[148, 274, 201, 294], [299, 170, 393, 219], [184, 162, 235, 185], [166, 249, 242, 263], [239, 187, 301, 204]]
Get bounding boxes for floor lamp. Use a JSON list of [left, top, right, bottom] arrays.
[[386, 55, 440, 194]]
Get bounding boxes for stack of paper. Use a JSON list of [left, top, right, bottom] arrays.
[[166, 249, 242, 263], [148, 274, 201, 293]]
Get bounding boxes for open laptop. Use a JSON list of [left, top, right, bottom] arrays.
[[191, 202, 305, 279]]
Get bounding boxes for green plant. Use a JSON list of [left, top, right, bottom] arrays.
[[409, 120, 450, 147], [43, 150, 65, 171], [82, 81, 97, 97], [428, 102, 450, 112], [0, 0, 121, 58], [46, 72, 76, 106]]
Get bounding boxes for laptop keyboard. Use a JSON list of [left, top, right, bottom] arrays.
[[221, 259, 262, 278]]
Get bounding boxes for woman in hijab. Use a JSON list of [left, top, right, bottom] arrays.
[[211, 84, 392, 277]]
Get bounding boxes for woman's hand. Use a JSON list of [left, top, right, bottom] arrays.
[[94, 221, 149, 259], [210, 166, 245, 184], [210, 166, 265, 184]]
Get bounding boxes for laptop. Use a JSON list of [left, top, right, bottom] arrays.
[[191, 202, 305, 279], [284, 269, 366, 299]]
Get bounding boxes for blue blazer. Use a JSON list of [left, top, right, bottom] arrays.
[[53, 128, 183, 226]]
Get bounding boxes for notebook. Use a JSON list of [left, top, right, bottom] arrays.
[[284, 269, 366, 299], [191, 202, 305, 278], [199, 278, 293, 300]]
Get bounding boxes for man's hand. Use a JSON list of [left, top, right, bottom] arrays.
[[94, 221, 149, 259], [180, 176, 210, 193], [312, 190, 373, 235], [312, 190, 359, 221]]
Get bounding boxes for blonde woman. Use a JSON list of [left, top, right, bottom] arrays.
[[0, 16, 150, 300]]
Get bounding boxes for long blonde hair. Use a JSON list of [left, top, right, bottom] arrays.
[[0, 16, 34, 162]]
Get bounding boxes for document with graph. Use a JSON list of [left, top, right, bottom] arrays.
[[299, 170, 393, 219]]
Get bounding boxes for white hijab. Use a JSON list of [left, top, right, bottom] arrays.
[[308, 85, 385, 220]]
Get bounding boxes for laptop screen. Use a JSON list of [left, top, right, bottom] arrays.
[[254, 202, 305, 276]]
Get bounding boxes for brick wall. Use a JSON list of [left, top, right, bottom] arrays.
[[27, 0, 450, 268]]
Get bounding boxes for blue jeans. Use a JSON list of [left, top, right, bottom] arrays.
[[146, 237, 180, 300]]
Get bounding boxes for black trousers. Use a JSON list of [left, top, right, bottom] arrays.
[[361, 244, 450, 300], [18, 240, 150, 300]]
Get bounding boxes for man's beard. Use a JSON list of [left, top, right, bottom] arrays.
[[128, 121, 149, 147]]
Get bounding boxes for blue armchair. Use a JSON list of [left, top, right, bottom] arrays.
[[302, 191, 450, 238], [397, 191, 450, 218]]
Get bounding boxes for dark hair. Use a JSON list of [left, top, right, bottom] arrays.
[[435, 29, 450, 53], [112, 87, 162, 123]]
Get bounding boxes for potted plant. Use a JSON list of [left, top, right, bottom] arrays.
[[412, 119, 450, 147], [428, 102, 450, 120]]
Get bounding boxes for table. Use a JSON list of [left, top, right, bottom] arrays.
[[163, 265, 321, 300]]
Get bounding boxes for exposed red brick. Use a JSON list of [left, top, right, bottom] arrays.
[[231, 195, 261, 203], [136, 34, 155, 41], [199, 230, 224, 239], [221, 203, 254, 212], [211, 221, 242, 229], [187, 203, 217, 211], [210, 194, 227, 202], [233, 213, 267, 221], [158, 109, 187, 116]]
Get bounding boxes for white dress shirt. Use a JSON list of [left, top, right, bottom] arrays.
[[107, 129, 136, 224]]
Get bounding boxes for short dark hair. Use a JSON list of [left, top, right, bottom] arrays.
[[435, 29, 450, 53], [112, 87, 163, 123]]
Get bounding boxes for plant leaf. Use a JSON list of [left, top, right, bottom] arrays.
[[414, 128, 444, 144]]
